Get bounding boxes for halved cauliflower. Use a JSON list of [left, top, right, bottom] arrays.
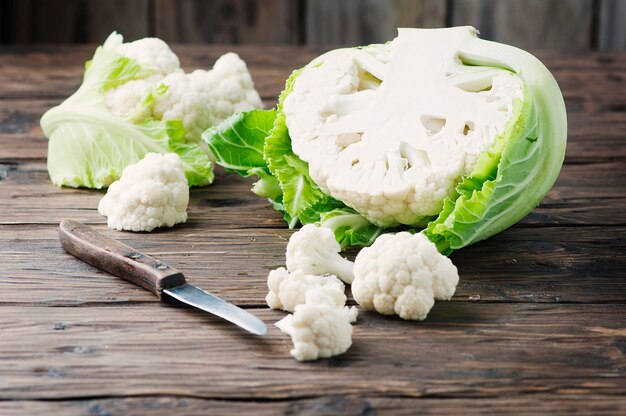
[[351, 232, 459, 320], [283, 28, 523, 227]]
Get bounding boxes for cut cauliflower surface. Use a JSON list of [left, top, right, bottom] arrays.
[[351, 232, 459, 320], [265, 267, 346, 312], [286, 224, 355, 284], [98, 153, 189, 232], [275, 289, 358, 361], [103, 35, 263, 144], [283, 27, 524, 227]]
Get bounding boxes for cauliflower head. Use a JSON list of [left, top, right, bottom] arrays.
[[286, 224, 354, 284], [266, 267, 346, 312], [275, 288, 358, 361], [98, 153, 189, 232], [351, 232, 459, 320], [283, 27, 523, 227], [41, 32, 264, 189]]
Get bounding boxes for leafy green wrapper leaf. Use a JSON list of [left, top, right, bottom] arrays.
[[204, 109, 276, 176]]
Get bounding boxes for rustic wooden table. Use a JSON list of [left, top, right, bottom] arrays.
[[0, 45, 625, 415]]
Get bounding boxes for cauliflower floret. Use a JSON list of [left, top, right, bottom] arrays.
[[275, 288, 358, 361], [115, 37, 180, 76], [265, 267, 346, 312], [152, 53, 263, 143], [103, 79, 155, 121], [351, 232, 459, 320], [98, 153, 189, 232], [286, 224, 354, 284], [103, 34, 263, 144]]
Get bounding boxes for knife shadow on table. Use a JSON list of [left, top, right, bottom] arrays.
[[160, 295, 275, 344]]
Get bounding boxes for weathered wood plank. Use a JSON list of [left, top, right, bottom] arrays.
[[2, 48, 625, 119], [0, 45, 624, 413], [2, 159, 624, 224], [0, 47, 623, 100], [0, 45, 320, 100], [154, 0, 301, 45], [305, 0, 446, 46], [598, 0, 626, 51], [2, 99, 625, 162], [451, 0, 594, 51], [2, 395, 626, 416], [0, 304, 624, 400], [1, 224, 624, 305], [1, 133, 624, 240], [2, 0, 149, 44]]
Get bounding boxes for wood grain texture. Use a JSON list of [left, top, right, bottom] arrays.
[[451, 0, 594, 51], [3, 396, 626, 416], [0, 45, 321, 100], [154, 0, 301, 44], [1, 224, 625, 306], [305, 0, 446, 46], [0, 304, 625, 400], [1, 0, 149, 44], [2, 0, 626, 51], [598, 0, 626, 51], [0, 45, 625, 414]]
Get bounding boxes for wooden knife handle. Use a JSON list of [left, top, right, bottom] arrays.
[[59, 220, 186, 299]]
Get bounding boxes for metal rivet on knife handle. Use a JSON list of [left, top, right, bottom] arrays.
[[58, 219, 186, 299]]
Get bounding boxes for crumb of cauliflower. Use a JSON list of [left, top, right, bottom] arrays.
[[286, 224, 355, 284], [351, 232, 459, 320], [275, 288, 358, 361], [98, 153, 189, 232], [265, 267, 347, 312]]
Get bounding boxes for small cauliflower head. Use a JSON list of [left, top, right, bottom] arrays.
[[98, 153, 189, 232], [275, 289, 358, 361], [352, 232, 459, 320], [103, 34, 262, 144], [266, 267, 346, 312], [286, 224, 354, 284]]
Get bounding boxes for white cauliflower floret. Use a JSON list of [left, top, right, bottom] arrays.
[[286, 224, 354, 284], [102, 34, 263, 144], [103, 79, 154, 121], [275, 289, 358, 361], [266, 267, 346, 312], [115, 37, 180, 76], [98, 153, 189, 232], [351, 232, 459, 320], [152, 53, 263, 143]]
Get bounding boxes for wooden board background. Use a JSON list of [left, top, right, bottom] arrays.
[[1, 0, 625, 51], [0, 41, 625, 414]]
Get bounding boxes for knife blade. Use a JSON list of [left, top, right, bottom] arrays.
[[58, 219, 266, 336]]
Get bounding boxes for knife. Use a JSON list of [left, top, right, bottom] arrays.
[[58, 219, 266, 336]]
